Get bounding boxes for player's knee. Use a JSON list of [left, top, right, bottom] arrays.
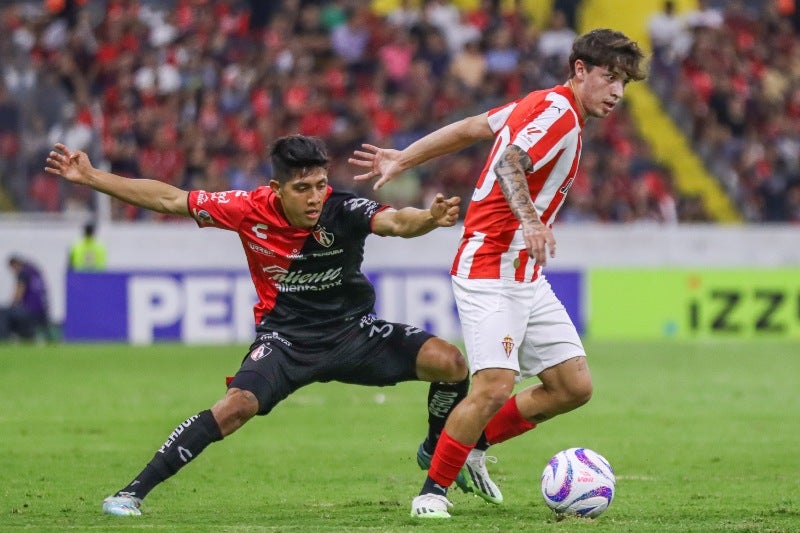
[[443, 344, 468, 381], [565, 377, 593, 409], [417, 338, 468, 382], [213, 388, 259, 435], [471, 375, 514, 414], [231, 389, 260, 419]]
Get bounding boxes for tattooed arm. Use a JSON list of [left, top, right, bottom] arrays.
[[494, 145, 557, 266]]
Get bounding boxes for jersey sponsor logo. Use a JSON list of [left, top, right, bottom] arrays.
[[252, 223, 269, 240], [502, 334, 515, 358], [249, 344, 272, 361], [312, 225, 334, 247], [311, 248, 343, 258], [193, 208, 214, 224], [264, 266, 344, 292], [209, 191, 233, 203], [196, 191, 209, 205], [258, 331, 292, 346], [344, 197, 381, 217], [248, 241, 275, 256]]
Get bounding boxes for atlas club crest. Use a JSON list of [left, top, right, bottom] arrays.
[[313, 225, 334, 247]]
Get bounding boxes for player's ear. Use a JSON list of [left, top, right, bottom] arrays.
[[575, 60, 586, 80], [269, 180, 281, 196]]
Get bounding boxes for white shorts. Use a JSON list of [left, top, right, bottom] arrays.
[[451, 275, 585, 381]]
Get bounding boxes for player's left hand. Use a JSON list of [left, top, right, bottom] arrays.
[[522, 221, 556, 266], [429, 193, 460, 227]]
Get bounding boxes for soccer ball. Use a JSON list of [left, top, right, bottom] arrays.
[[540, 447, 616, 518]]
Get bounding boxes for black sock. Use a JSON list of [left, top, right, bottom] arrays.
[[115, 409, 223, 500], [421, 475, 448, 497], [423, 379, 468, 454], [475, 433, 490, 451]]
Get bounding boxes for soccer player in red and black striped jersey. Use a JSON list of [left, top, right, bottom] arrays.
[[45, 135, 472, 516], [351, 29, 646, 518]]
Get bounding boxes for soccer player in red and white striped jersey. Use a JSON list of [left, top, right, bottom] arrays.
[[351, 28, 646, 519]]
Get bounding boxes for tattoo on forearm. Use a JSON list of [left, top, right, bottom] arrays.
[[495, 146, 538, 225]]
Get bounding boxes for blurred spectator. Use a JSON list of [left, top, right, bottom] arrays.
[[386, 0, 421, 30], [330, 6, 373, 73], [0, 81, 22, 201], [448, 36, 486, 95], [553, 0, 583, 31], [647, 1, 690, 96], [47, 102, 93, 155], [68, 221, 108, 271], [684, 0, 724, 30], [537, 9, 577, 71], [424, 0, 480, 54], [0, 255, 51, 342]]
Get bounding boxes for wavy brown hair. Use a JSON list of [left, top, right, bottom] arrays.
[[568, 28, 647, 82]]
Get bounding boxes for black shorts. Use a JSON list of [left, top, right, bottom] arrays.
[[228, 314, 434, 415]]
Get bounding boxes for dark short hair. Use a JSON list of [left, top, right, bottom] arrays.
[[269, 135, 329, 183], [568, 29, 646, 82]]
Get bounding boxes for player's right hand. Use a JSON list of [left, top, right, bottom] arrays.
[[349, 144, 403, 190]]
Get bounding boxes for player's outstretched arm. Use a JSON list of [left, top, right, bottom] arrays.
[[45, 143, 190, 217], [372, 193, 460, 238], [349, 112, 494, 190]]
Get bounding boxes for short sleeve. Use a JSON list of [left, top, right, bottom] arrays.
[[187, 190, 251, 230]]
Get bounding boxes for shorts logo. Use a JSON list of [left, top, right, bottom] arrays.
[[313, 225, 334, 247], [249, 344, 272, 361], [502, 335, 515, 358]]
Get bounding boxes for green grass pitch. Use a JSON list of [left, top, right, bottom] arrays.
[[1, 340, 798, 532]]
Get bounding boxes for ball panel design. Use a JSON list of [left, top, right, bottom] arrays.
[[540, 447, 615, 519]]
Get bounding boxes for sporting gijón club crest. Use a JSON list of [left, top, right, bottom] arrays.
[[502, 335, 515, 358]]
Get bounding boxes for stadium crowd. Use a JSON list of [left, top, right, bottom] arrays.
[[648, 0, 800, 223], [0, 0, 759, 224]]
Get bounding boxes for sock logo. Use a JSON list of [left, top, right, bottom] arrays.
[[433, 483, 448, 495], [158, 414, 200, 454], [429, 390, 459, 419], [177, 446, 193, 463]]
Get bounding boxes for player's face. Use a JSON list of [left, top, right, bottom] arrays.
[[271, 167, 329, 228], [574, 61, 627, 119]]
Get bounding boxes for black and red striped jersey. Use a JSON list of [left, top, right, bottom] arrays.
[[187, 186, 390, 339]]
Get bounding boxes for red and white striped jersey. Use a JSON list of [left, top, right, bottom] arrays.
[[451, 84, 584, 282]]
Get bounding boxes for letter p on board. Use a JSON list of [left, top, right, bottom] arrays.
[[128, 276, 184, 344]]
